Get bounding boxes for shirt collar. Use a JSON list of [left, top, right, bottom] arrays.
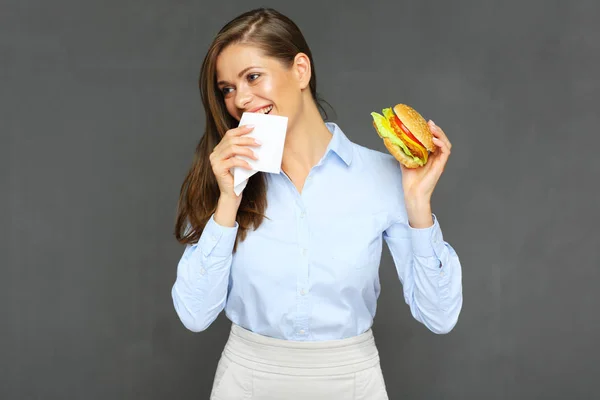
[[323, 122, 353, 166]]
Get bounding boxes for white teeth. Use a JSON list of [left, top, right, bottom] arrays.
[[257, 105, 273, 114]]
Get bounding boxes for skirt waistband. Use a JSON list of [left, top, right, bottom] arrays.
[[223, 324, 380, 376]]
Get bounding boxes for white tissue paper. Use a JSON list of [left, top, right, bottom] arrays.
[[232, 112, 288, 196]]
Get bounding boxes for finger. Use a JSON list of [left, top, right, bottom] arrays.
[[223, 156, 252, 171], [233, 136, 262, 147], [428, 120, 451, 150], [432, 135, 447, 149], [226, 124, 255, 137], [213, 135, 259, 162], [431, 137, 451, 167], [221, 144, 258, 161], [432, 136, 450, 157]]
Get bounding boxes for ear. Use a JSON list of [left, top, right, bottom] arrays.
[[292, 52, 312, 90]]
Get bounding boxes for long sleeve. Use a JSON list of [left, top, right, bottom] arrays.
[[171, 214, 238, 332], [383, 214, 463, 334]]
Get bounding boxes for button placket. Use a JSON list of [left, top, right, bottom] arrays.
[[295, 199, 311, 337]]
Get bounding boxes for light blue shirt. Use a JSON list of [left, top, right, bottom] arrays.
[[172, 122, 463, 341]]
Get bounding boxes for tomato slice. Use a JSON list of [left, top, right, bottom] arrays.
[[389, 117, 425, 161], [397, 118, 425, 148]]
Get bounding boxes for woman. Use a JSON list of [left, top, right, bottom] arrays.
[[172, 7, 463, 400]]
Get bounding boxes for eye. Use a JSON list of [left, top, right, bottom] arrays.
[[247, 73, 261, 82], [221, 87, 233, 95]]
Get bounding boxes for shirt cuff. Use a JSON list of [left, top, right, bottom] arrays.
[[410, 213, 445, 259], [199, 214, 239, 258]]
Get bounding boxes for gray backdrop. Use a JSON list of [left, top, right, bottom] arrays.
[[3, 0, 599, 399]]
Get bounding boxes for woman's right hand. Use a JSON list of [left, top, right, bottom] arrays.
[[209, 124, 261, 200]]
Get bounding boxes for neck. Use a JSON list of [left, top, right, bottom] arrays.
[[281, 101, 332, 176]]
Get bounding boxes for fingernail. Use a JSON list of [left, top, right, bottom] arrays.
[[246, 124, 255, 128], [254, 139, 262, 145], [431, 120, 436, 126]]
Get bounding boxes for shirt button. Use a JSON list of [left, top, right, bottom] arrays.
[[298, 329, 305, 335], [200, 268, 206, 275], [301, 248, 307, 256], [440, 271, 445, 277], [210, 234, 217, 241], [300, 211, 305, 218], [300, 288, 306, 295]]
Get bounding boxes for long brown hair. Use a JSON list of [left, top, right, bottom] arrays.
[[174, 8, 332, 251]]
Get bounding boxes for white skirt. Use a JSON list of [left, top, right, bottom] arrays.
[[210, 323, 389, 400]]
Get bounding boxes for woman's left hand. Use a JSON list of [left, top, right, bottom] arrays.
[[401, 120, 452, 202]]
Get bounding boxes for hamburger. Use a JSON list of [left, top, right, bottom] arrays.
[[371, 104, 436, 168]]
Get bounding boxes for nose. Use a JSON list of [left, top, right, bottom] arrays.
[[234, 85, 252, 110]]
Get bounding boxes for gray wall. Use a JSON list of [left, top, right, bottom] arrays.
[[3, 0, 599, 399]]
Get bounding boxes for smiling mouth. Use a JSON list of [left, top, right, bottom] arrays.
[[254, 105, 273, 115]]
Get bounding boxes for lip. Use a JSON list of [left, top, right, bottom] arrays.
[[247, 104, 273, 113]]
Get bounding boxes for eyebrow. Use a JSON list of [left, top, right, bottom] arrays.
[[217, 66, 260, 86]]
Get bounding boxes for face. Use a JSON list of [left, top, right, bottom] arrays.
[[215, 43, 311, 124]]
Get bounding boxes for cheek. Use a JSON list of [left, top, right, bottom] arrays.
[[260, 79, 274, 96], [264, 80, 294, 111]]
